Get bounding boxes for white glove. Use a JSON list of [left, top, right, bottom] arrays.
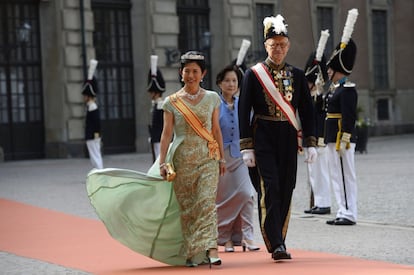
[[338, 141, 347, 156], [305, 147, 318, 163], [241, 149, 256, 167], [317, 137, 326, 147]]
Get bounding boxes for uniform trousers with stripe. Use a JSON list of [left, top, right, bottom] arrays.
[[86, 138, 103, 169], [306, 146, 331, 208], [254, 120, 297, 253], [152, 142, 160, 160], [326, 143, 357, 222]]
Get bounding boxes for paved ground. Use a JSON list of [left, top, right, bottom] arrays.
[[0, 133, 413, 274]]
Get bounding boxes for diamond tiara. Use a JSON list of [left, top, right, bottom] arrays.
[[181, 53, 205, 61]]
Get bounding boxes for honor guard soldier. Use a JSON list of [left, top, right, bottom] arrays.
[[238, 14, 317, 261], [325, 9, 359, 226], [303, 30, 332, 215], [147, 55, 166, 162], [232, 39, 250, 78], [82, 59, 103, 169]]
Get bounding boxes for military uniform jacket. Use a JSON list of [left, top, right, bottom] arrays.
[[314, 94, 327, 139], [150, 98, 164, 143], [324, 83, 357, 143], [239, 61, 316, 149], [85, 101, 101, 140]]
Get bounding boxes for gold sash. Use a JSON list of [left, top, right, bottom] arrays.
[[169, 93, 220, 160]]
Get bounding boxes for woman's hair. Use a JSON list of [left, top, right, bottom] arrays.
[[215, 64, 242, 87], [180, 51, 207, 72]]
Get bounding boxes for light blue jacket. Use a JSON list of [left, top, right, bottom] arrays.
[[219, 94, 242, 158]]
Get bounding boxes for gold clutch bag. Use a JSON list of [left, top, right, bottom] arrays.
[[165, 163, 176, 182]]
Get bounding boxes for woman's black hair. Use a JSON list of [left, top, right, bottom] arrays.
[[180, 51, 207, 72], [215, 64, 242, 87]]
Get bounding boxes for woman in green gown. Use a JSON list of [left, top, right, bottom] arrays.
[[86, 51, 226, 267]]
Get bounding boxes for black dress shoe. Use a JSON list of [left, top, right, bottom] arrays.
[[326, 217, 356, 225], [326, 218, 337, 225], [334, 218, 356, 225], [304, 206, 331, 215], [272, 245, 292, 261]]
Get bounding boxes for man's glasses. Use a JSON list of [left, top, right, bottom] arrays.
[[266, 42, 289, 49]]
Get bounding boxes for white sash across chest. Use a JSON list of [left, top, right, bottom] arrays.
[[251, 63, 303, 151]]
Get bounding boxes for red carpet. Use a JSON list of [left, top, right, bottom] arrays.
[[0, 198, 413, 275]]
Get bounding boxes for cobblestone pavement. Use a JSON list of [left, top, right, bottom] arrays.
[[1, 134, 413, 274]]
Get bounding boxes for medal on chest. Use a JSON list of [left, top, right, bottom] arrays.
[[273, 69, 294, 101]]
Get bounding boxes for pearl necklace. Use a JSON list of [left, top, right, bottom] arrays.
[[183, 88, 202, 100]]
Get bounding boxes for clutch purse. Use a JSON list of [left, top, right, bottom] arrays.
[[165, 163, 176, 182]]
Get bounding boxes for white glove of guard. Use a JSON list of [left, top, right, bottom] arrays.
[[305, 147, 318, 163], [241, 149, 256, 167], [338, 141, 347, 156]]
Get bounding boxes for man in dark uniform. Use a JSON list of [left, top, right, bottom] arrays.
[[147, 55, 166, 162], [324, 8, 359, 226], [303, 30, 332, 215], [82, 59, 103, 169], [238, 14, 317, 261]]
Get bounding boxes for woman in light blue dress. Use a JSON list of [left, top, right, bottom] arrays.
[[215, 65, 260, 253]]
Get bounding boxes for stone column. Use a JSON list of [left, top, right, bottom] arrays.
[[42, 0, 95, 158]]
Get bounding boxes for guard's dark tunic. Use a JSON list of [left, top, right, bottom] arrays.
[[238, 59, 316, 253], [85, 103, 101, 140], [324, 82, 357, 144], [150, 100, 164, 143], [314, 94, 327, 141]]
